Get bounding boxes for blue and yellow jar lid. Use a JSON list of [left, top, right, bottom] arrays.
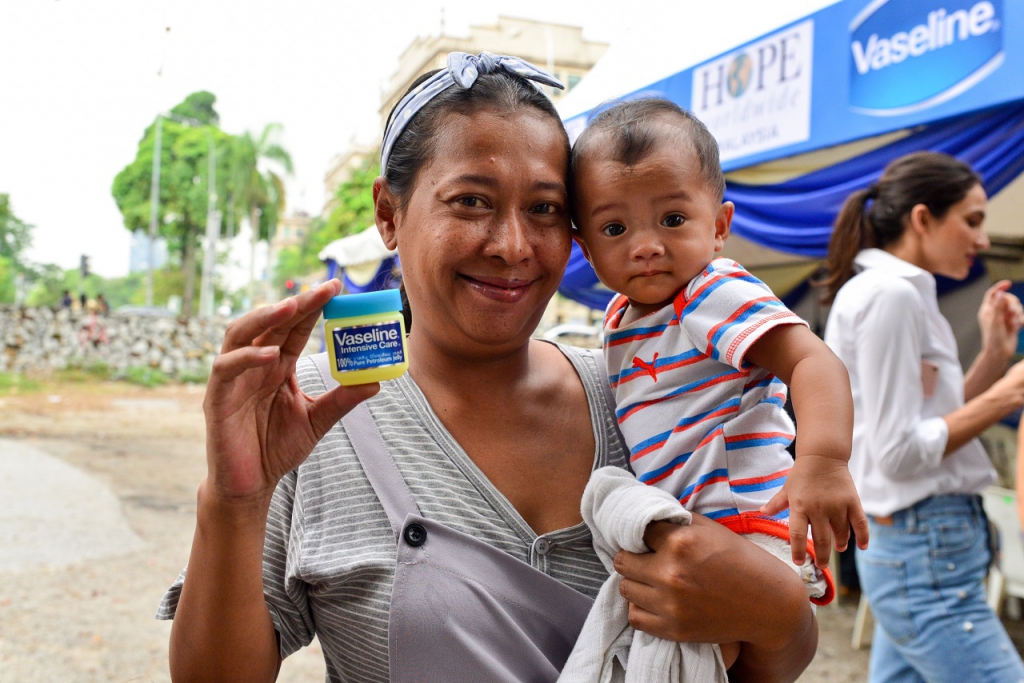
[[323, 289, 403, 319]]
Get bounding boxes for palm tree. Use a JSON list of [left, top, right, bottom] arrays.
[[230, 123, 293, 308]]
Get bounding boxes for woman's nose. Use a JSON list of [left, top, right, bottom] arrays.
[[976, 230, 991, 251], [484, 211, 532, 263]]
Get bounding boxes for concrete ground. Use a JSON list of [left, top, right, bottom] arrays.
[[0, 379, 1008, 682]]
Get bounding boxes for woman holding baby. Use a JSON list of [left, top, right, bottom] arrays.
[[157, 53, 818, 682]]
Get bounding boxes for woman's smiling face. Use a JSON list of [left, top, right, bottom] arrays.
[[384, 108, 571, 356]]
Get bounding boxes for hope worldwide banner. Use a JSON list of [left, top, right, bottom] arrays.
[[563, 0, 1024, 171]]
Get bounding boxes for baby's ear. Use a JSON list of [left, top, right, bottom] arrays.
[[714, 202, 734, 252], [572, 230, 593, 263]]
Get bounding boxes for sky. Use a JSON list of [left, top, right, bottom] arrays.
[[0, 0, 833, 279]]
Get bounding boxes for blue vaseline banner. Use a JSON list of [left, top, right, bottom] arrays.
[[563, 0, 1024, 171], [850, 0, 1004, 114], [332, 321, 405, 371]]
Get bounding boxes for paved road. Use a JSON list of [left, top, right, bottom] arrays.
[[0, 438, 143, 572]]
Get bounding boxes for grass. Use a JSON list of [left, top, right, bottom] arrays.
[[177, 367, 210, 384], [55, 361, 113, 383], [122, 365, 169, 388], [0, 371, 43, 393]]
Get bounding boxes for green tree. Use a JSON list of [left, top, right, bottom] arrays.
[[228, 123, 293, 304], [274, 216, 327, 288], [274, 157, 379, 288], [111, 92, 233, 317], [170, 91, 219, 126], [0, 194, 35, 303], [0, 256, 15, 303], [0, 194, 33, 269], [323, 157, 378, 245]]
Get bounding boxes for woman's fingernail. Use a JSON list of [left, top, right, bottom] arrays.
[[260, 346, 280, 357]]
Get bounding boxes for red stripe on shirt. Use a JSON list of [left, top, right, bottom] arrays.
[[617, 370, 750, 422], [729, 468, 792, 487], [673, 270, 751, 316], [704, 296, 777, 358], [725, 310, 802, 366]]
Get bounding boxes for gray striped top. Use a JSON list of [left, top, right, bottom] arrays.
[[157, 344, 628, 682]]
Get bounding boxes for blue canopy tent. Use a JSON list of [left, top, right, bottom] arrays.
[[319, 226, 400, 294], [555, 0, 1024, 312]]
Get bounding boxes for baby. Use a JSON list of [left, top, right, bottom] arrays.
[[570, 99, 868, 626]]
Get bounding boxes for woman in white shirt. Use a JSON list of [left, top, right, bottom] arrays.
[[823, 152, 1024, 683]]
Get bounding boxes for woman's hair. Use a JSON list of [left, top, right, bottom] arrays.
[[819, 151, 982, 303], [382, 69, 568, 207], [569, 98, 726, 226], [381, 68, 570, 330]]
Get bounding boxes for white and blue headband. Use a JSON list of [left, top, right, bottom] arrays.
[[380, 51, 564, 173]]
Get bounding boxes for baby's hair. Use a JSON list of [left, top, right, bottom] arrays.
[[570, 99, 726, 222]]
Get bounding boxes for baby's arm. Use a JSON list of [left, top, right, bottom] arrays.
[[745, 324, 870, 568]]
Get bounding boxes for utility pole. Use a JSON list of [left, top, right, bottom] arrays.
[[146, 115, 163, 307], [199, 129, 219, 318], [248, 207, 261, 309]]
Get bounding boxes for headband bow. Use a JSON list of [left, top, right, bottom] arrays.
[[380, 51, 564, 173]]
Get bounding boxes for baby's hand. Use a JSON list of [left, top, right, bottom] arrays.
[[760, 455, 870, 569]]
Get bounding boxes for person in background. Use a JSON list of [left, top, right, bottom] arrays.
[[96, 293, 110, 315], [823, 151, 1024, 683], [60, 290, 72, 309]]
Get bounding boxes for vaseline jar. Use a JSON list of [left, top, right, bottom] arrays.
[[323, 289, 408, 386]]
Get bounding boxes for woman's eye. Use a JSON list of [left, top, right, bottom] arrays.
[[602, 223, 626, 237], [531, 202, 558, 215], [458, 197, 485, 208], [662, 214, 685, 228]]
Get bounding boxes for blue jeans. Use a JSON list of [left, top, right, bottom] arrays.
[[858, 494, 1024, 683]]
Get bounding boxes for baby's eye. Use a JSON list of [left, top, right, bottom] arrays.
[[662, 214, 685, 228], [602, 223, 626, 237]]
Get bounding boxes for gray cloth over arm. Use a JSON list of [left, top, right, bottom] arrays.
[[557, 467, 727, 683]]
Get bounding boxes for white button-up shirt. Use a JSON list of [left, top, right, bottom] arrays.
[[824, 248, 995, 517]]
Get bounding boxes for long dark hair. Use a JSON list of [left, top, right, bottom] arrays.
[[381, 67, 569, 330], [819, 151, 982, 303]]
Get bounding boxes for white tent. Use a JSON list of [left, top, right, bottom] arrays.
[[318, 226, 396, 289]]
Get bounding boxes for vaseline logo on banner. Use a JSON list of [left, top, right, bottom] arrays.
[[849, 0, 1004, 115]]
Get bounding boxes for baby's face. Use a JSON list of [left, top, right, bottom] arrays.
[[574, 140, 732, 316]]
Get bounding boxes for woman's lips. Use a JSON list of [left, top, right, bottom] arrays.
[[461, 275, 535, 303]]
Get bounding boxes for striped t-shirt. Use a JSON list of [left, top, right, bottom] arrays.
[[157, 344, 627, 682], [603, 259, 806, 526]]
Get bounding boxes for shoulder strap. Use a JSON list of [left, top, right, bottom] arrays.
[[590, 348, 616, 416], [309, 352, 421, 540]]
